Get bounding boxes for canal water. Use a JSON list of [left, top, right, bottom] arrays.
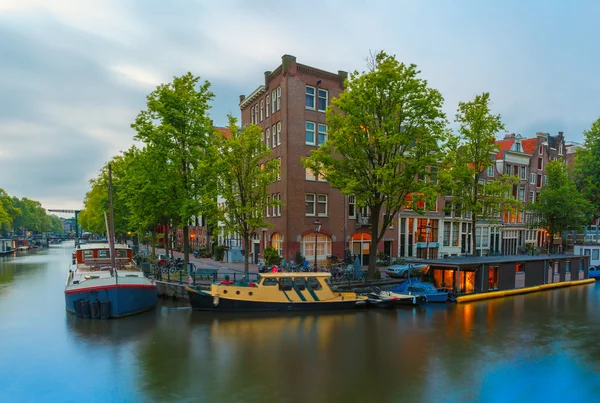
[[2, 242, 600, 402]]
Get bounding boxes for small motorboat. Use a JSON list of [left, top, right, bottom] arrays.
[[389, 277, 449, 303], [365, 287, 426, 308]]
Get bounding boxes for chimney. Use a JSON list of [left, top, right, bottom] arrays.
[[282, 54, 297, 75], [504, 133, 515, 140], [264, 71, 271, 87], [536, 132, 548, 139], [558, 131, 564, 138], [338, 70, 348, 88], [239, 95, 245, 104]]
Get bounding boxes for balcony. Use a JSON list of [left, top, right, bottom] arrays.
[[356, 212, 371, 227]]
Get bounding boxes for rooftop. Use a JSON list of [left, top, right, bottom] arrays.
[[406, 254, 584, 268]]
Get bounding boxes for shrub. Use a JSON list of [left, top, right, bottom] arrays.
[[264, 246, 282, 266], [295, 250, 305, 265], [213, 245, 226, 261]]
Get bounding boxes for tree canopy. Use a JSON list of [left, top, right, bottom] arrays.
[[528, 160, 591, 252], [210, 116, 279, 277], [303, 51, 447, 277], [574, 117, 600, 214]]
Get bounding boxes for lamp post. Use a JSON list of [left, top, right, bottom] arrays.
[[313, 219, 322, 272], [425, 223, 432, 260]]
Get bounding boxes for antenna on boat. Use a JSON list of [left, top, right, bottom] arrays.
[[106, 164, 119, 314]]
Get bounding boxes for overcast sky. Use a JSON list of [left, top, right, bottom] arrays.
[[1, 0, 599, 213]]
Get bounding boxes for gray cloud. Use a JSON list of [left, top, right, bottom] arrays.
[[1, 0, 599, 211]]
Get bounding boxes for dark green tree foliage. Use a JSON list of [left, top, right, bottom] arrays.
[[528, 160, 591, 252], [440, 92, 520, 255], [132, 72, 214, 270], [574, 117, 600, 213], [210, 117, 279, 278], [0, 188, 62, 235], [303, 52, 447, 277]]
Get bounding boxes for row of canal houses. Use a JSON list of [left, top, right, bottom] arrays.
[[167, 54, 585, 267]]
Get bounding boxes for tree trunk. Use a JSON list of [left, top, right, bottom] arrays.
[[151, 229, 156, 262], [368, 204, 382, 279], [164, 226, 169, 258], [183, 225, 189, 275], [471, 213, 477, 257], [243, 234, 250, 281]]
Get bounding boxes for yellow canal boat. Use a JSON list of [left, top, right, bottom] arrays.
[[185, 272, 368, 312]]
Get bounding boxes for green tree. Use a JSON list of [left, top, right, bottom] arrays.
[[528, 160, 591, 253], [211, 117, 279, 278], [0, 199, 10, 230], [132, 72, 213, 271], [303, 51, 447, 278], [574, 117, 600, 212], [441, 92, 520, 255], [0, 188, 20, 235]]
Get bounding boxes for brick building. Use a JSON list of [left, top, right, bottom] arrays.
[[238, 54, 396, 266]]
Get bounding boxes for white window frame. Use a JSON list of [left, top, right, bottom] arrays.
[[305, 85, 315, 110], [277, 122, 281, 146], [250, 106, 254, 124], [487, 166, 494, 177], [272, 124, 276, 148], [305, 193, 316, 216], [348, 195, 356, 219], [529, 191, 535, 202], [277, 157, 281, 181], [254, 104, 259, 124], [266, 128, 270, 149], [305, 121, 316, 145], [266, 195, 270, 217], [520, 166, 526, 180], [530, 173, 536, 184], [266, 95, 270, 117], [271, 90, 276, 112], [260, 100, 264, 121], [317, 124, 327, 145], [276, 86, 281, 111], [317, 88, 328, 112], [317, 194, 328, 217], [277, 193, 281, 216]]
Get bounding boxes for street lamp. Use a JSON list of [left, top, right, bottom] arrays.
[[425, 223, 432, 260], [313, 219, 322, 272]]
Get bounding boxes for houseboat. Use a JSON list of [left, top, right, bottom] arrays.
[[186, 272, 368, 312], [0, 238, 12, 255], [65, 242, 157, 318], [406, 254, 589, 295]]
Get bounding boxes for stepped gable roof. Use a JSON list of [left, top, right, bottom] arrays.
[[495, 138, 514, 160], [521, 138, 537, 154]]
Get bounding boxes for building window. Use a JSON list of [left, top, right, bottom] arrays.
[[271, 233, 283, 256], [520, 166, 526, 180], [254, 105, 259, 124], [277, 158, 281, 181], [266, 196, 270, 217], [260, 100, 264, 121], [271, 90, 276, 112], [277, 122, 281, 146], [544, 175, 548, 185], [506, 165, 512, 176], [318, 88, 328, 112], [266, 128, 270, 149], [489, 266, 499, 290], [348, 195, 356, 219], [306, 86, 315, 110], [537, 174, 542, 187], [594, 250, 599, 261], [538, 158, 542, 170], [266, 95, 270, 117], [530, 173, 536, 184], [539, 145, 543, 155], [566, 261, 571, 272], [317, 194, 328, 216], [250, 106, 254, 124], [305, 194, 315, 216], [519, 187, 525, 202], [318, 124, 327, 145], [515, 142, 521, 152], [305, 167, 316, 181], [487, 166, 494, 177], [306, 121, 316, 145], [443, 222, 451, 246], [276, 86, 281, 111], [482, 227, 489, 247], [529, 191, 535, 202], [272, 124, 276, 148]]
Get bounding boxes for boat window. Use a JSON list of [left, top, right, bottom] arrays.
[[117, 250, 127, 258], [306, 277, 322, 290], [262, 278, 279, 286], [83, 250, 93, 259], [294, 278, 307, 290], [279, 278, 293, 291], [407, 286, 425, 293], [98, 250, 110, 258]]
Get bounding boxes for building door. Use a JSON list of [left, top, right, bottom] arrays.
[[351, 233, 371, 267], [253, 243, 260, 264], [384, 240, 392, 259]]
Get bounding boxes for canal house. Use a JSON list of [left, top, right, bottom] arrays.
[[0, 239, 12, 255], [407, 254, 589, 294]]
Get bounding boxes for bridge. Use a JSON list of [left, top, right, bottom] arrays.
[[47, 209, 82, 245]]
